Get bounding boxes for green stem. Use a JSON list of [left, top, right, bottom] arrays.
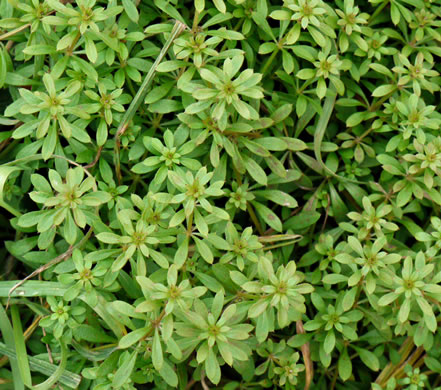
[[192, 11, 200, 33], [262, 239, 299, 251], [0, 139, 19, 160], [247, 202, 264, 236], [232, 164, 264, 235], [261, 33, 288, 76], [218, 19, 244, 54], [186, 211, 194, 237], [125, 70, 137, 96], [352, 275, 365, 308], [233, 166, 243, 186], [0, 341, 80, 388], [358, 125, 375, 142], [141, 309, 167, 342], [329, 366, 338, 390], [368, 0, 390, 26], [127, 175, 140, 193], [67, 31, 81, 54], [375, 337, 414, 386], [114, 20, 187, 184], [7, 228, 93, 306], [369, 87, 397, 112], [0, 200, 21, 218], [0, 24, 30, 41], [261, 47, 280, 76], [298, 78, 316, 95]]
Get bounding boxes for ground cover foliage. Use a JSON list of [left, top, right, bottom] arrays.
[[0, 0, 441, 389]]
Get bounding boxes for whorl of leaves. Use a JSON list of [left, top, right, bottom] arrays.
[[0, 0, 441, 389]]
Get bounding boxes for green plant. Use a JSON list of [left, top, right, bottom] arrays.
[[1, 0, 441, 389]]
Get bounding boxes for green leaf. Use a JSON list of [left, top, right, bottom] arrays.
[[324, 330, 336, 354], [254, 190, 297, 208], [22, 45, 56, 56], [271, 104, 292, 123], [213, 0, 226, 13], [174, 237, 189, 268], [82, 295, 125, 339], [152, 329, 164, 370], [42, 123, 57, 160], [11, 306, 32, 387], [338, 347, 352, 381], [0, 47, 7, 88], [157, 60, 187, 72], [346, 112, 366, 127], [398, 298, 410, 323], [159, 360, 178, 387], [243, 155, 267, 186], [122, 0, 139, 22], [211, 290, 224, 320], [329, 181, 348, 222], [73, 324, 116, 343], [194, 237, 214, 264], [355, 348, 380, 371], [145, 81, 175, 104], [0, 281, 66, 297], [115, 20, 186, 170], [323, 274, 348, 284], [208, 28, 244, 40], [150, 99, 183, 113], [0, 166, 23, 217], [343, 287, 358, 311], [205, 348, 221, 384], [248, 299, 269, 318], [251, 201, 282, 232], [112, 351, 138, 388], [240, 138, 270, 157], [372, 84, 396, 97], [33, 340, 68, 390], [195, 272, 223, 293], [285, 210, 321, 231], [314, 88, 358, 183], [0, 341, 81, 388], [0, 304, 24, 390], [425, 356, 441, 374], [96, 232, 122, 244], [195, 0, 204, 12]]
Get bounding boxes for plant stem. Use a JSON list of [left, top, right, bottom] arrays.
[[114, 20, 187, 184], [125, 71, 137, 96], [192, 11, 200, 33], [247, 203, 264, 236], [375, 337, 414, 386], [7, 228, 93, 307], [262, 239, 299, 251], [67, 31, 81, 55], [329, 366, 338, 390], [368, 0, 390, 26], [261, 47, 280, 76], [369, 87, 397, 112], [0, 314, 41, 368], [140, 309, 167, 342], [232, 164, 264, 234], [187, 211, 194, 237], [352, 275, 365, 308], [296, 320, 314, 390], [218, 19, 244, 54], [200, 370, 210, 390], [0, 139, 19, 160], [0, 200, 21, 218], [0, 24, 31, 41]]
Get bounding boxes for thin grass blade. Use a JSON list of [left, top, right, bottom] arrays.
[[10, 306, 32, 387], [0, 304, 24, 390]]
